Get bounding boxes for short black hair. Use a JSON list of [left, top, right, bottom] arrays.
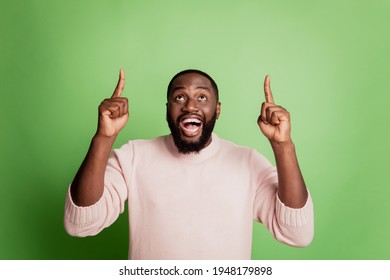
[[167, 69, 219, 101]]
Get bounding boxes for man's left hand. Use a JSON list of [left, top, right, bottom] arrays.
[[257, 75, 292, 144]]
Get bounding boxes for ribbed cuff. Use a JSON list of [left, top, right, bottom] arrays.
[[64, 187, 106, 226], [276, 191, 313, 227]]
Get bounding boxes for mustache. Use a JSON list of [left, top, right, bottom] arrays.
[[175, 113, 205, 124]]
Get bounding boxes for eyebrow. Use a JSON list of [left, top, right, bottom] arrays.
[[172, 86, 210, 92]]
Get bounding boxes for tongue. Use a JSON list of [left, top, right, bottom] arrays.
[[186, 124, 198, 130], [180, 122, 201, 137]]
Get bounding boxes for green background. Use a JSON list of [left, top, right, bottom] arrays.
[[1, 0, 389, 259]]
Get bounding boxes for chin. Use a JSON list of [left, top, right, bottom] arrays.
[[166, 112, 217, 154], [180, 134, 202, 144]]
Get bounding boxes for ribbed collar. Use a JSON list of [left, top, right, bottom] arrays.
[[164, 133, 221, 163]]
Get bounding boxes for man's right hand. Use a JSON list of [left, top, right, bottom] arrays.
[[97, 69, 129, 138]]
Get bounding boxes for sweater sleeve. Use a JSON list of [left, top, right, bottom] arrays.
[[252, 152, 314, 247], [64, 146, 130, 237]]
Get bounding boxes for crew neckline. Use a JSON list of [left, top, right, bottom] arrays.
[[165, 133, 220, 162]]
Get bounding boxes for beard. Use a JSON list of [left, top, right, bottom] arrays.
[[166, 111, 217, 154]]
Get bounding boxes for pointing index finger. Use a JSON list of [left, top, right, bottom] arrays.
[[112, 69, 125, 98], [264, 75, 274, 104]]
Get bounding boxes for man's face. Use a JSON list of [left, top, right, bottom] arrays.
[[166, 73, 221, 154]]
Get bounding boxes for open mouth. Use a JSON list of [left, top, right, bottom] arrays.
[[179, 117, 203, 137]]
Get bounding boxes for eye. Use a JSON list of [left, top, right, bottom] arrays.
[[174, 95, 185, 101], [198, 95, 207, 101]]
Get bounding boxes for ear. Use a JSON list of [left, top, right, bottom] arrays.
[[216, 102, 221, 119]]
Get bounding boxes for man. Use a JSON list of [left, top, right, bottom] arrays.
[[64, 69, 314, 259]]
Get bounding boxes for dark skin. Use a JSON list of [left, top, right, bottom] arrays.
[[258, 75, 308, 208], [167, 73, 221, 145], [70, 69, 127, 206], [70, 70, 307, 208]]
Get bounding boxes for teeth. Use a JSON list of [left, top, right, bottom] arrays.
[[182, 118, 201, 124]]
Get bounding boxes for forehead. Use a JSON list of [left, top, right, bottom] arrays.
[[171, 73, 213, 91]]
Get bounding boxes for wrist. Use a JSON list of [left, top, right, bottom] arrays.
[[270, 138, 294, 151], [91, 133, 117, 154], [93, 132, 117, 144]]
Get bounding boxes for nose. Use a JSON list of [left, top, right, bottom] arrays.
[[183, 98, 199, 112]]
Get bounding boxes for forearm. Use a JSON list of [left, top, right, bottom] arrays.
[[70, 134, 116, 206], [271, 140, 308, 208]]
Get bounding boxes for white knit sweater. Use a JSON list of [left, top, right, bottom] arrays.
[[64, 133, 314, 259]]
